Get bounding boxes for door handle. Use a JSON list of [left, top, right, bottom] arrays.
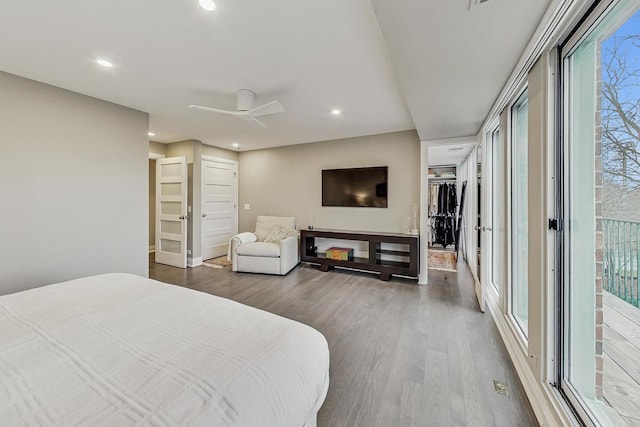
[[179, 215, 189, 220], [474, 225, 481, 231], [202, 213, 207, 218], [482, 226, 492, 231]]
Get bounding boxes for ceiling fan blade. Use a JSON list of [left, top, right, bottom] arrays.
[[247, 100, 284, 117], [188, 104, 242, 116], [246, 117, 268, 128]]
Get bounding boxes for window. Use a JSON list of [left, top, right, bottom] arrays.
[[511, 91, 529, 336], [560, 0, 640, 423], [491, 127, 500, 293]]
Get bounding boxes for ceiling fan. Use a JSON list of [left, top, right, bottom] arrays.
[[468, 0, 490, 10], [188, 89, 284, 128]]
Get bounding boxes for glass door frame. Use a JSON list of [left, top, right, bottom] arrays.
[[556, 0, 638, 424], [559, 5, 603, 424], [482, 123, 500, 298], [510, 87, 530, 340]]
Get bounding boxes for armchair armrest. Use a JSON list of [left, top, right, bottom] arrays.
[[229, 232, 258, 271], [279, 236, 300, 273]]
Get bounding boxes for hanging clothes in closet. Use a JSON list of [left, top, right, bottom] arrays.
[[428, 182, 458, 249]]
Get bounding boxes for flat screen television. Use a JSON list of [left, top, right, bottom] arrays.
[[322, 166, 388, 208]]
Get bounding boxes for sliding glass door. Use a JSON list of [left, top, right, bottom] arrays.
[[512, 91, 529, 337], [560, 0, 640, 423], [490, 128, 500, 294], [482, 127, 501, 295]]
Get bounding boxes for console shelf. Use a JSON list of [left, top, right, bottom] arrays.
[[300, 229, 419, 281]]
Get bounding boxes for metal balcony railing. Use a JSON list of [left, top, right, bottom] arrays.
[[603, 218, 640, 308]]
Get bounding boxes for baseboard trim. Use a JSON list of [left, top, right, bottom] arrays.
[[149, 245, 156, 253], [187, 257, 203, 268], [486, 293, 577, 427]]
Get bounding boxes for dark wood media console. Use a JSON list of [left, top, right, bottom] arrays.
[[300, 229, 419, 281]]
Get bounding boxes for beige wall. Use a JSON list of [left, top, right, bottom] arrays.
[[202, 144, 239, 162], [238, 130, 420, 233], [165, 140, 194, 163], [149, 140, 166, 156], [527, 54, 549, 376], [0, 71, 149, 294]]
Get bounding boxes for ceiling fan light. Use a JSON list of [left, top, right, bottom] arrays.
[[96, 58, 113, 68], [199, 0, 216, 11]]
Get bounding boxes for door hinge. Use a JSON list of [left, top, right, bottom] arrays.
[[548, 218, 559, 231]]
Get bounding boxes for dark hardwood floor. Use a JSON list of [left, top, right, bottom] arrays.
[[149, 257, 538, 427]]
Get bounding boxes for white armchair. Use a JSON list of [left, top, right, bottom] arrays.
[[231, 216, 300, 275]]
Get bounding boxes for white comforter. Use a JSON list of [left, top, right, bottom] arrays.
[[0, 273, 329, 427]]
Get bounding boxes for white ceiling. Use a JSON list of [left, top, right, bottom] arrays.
[[371, 0, 551, 141], [0, 0, 551, 152], [428, 143, 476, 167]]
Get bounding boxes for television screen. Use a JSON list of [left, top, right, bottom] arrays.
[[322, 166, 388, 208]]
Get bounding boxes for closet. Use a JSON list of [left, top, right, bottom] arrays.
[[427, 166, 458, 250]]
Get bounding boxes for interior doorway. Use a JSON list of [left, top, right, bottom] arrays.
[[426, 165, 458, 272], [155, 156, 188, 269], [148, 152, 166, 254], [425, 141, 476, 273], [149, 158, 156, 253], [477, 147, 482, 280], [201, 156, 238, 261]]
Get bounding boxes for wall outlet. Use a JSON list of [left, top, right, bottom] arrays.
[[187, 249, 192, 255], [244, 203, 251, 210]]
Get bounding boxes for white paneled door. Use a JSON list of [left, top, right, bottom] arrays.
[[201, 156, 238, 260], [155, 156, 188, 268]]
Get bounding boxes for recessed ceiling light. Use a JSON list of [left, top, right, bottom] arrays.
[[96, 58, 113, 68], [331, 109, 342, 116], [199, 0, 216, 11], [232, 143, 240, 148], [148, 132, 155, 137]]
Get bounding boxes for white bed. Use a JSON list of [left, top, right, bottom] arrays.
[[0, 273, 329, 427]]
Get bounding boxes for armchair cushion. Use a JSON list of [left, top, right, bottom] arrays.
[[255, 216, 296, 241], [264, 224, 298, 243], [236, 242, 281, 258]]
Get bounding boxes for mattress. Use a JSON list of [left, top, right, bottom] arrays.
[[0, 273, 330, 427]]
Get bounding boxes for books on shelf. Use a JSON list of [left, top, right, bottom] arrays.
[[325, 247, 354, 261]]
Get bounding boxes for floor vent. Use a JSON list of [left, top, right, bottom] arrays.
[[493, 380, 509, 396]]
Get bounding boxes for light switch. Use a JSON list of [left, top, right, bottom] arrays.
[[244, 203, 251, 211], [188, 205, 192, 213]]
